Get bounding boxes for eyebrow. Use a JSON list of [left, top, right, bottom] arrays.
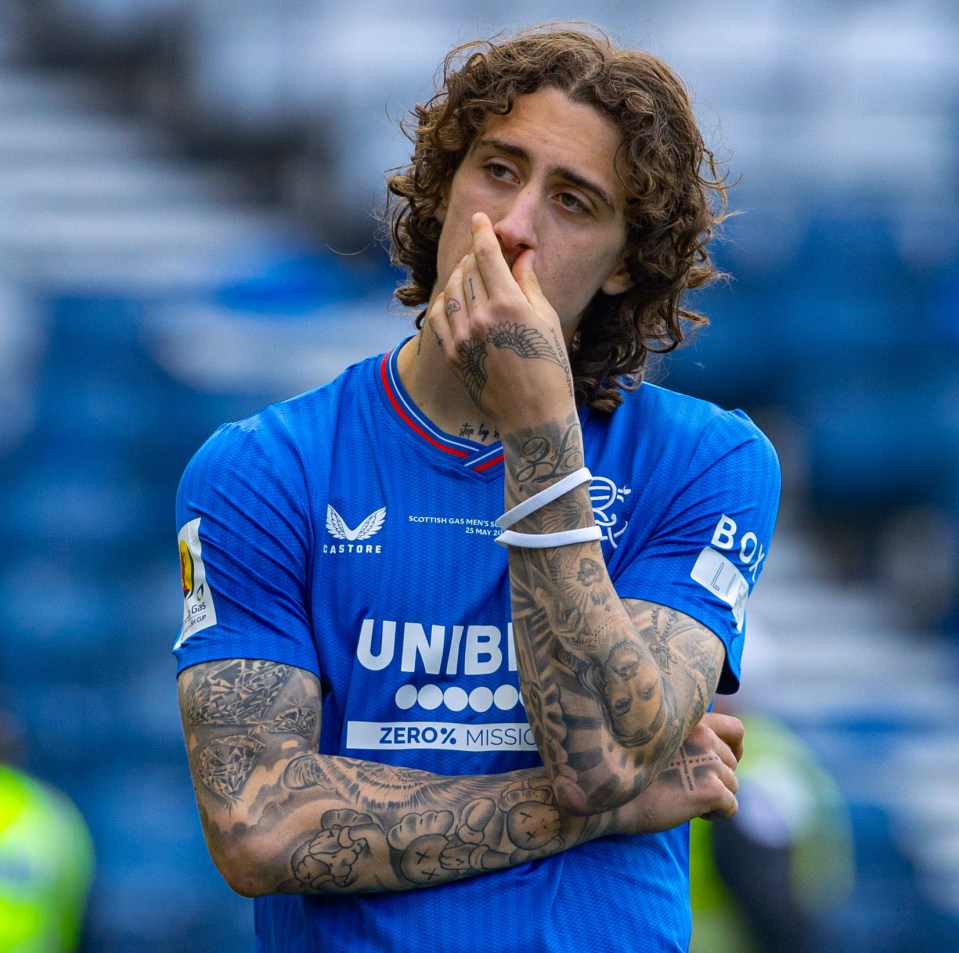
[[475, 137, 617, 212]]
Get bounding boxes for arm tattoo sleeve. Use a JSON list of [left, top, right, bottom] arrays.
[[501, 416, 724, 812], [178, 659, 624, 895]]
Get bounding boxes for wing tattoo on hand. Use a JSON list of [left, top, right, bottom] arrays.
[[487, 323, 565, 368], [457, 340, 489, 408]]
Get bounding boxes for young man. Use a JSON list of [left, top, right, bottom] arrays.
[[174, 25, 780, 952]]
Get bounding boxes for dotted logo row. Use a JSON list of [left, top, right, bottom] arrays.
[[394, 683, 524, 713]]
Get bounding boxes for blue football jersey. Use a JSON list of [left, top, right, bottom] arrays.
[[174, 343, 781, 953]]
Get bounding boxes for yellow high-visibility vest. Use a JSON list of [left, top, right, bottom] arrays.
[[0, 765, 94, 952]]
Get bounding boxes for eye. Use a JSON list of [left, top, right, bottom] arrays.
[[485, 161, 516, 183], [557, 191, 589, 215]]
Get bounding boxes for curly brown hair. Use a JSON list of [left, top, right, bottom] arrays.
[[386, 24, 729, 413]]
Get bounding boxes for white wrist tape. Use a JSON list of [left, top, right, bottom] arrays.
[[496, 467, 593, 531], [495, 525, 603, 548]]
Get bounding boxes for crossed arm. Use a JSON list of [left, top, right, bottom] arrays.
[[178, 659, 739, 897]]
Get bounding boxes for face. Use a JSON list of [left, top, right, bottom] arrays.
[[506, 799, 561, 850], [434, 87, 632, 337], [603, 643, 663, 743]]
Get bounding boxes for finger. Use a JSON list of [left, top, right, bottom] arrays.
[[469, 212, 522, 301], [683, 727, 737, 776], [701, 793, 738, 822], [722, 761, 739, 796], [426, 292, 459, 364], [471, 216, 559, 334], [702, 712, 745, 764], [441, 259, 472, 342], [511, 248, 551, 313], [702, 766, 739, 820], [713, 738, 738, 774], [460, 251, 489, 318], [445, 292, 467, 335], [725, 716, 745, 764]]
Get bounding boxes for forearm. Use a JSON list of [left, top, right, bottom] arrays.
[[179, 660, 733, 897], [180, 660, 614, 897], [501, 413, 718, 813], [210, 754, 607, 896], [189, 740, 735, 898]]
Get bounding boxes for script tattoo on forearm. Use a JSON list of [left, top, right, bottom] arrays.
[[546, 324, 575, 401], [504, 414, 584, 492]]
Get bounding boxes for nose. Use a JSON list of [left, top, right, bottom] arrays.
[[492, 187, 538, 260]]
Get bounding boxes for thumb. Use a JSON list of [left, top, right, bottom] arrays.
[[512, 250, 548, 307]]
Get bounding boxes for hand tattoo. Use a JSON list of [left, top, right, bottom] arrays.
[[458, 339, 489, 407], [657, 739, 722, 794], [487, 322, 566, 368]]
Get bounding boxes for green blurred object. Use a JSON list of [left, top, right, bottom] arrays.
[[690, 713, 854, 953], [0, 765, 94, 952], [689, 812, 762, 953]]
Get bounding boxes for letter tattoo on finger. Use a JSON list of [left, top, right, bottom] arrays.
[[446, 298, 461, 315], [468, 277, 476, 301]]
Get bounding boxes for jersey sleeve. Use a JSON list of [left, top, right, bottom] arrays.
[[172, 414, 320, 677], [612, 411, 781, 694]]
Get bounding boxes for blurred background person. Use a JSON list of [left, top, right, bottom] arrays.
[[689, 626, 855, 953], [0, 703, 94, 952]]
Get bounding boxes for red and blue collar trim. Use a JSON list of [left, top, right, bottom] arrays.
[[379, 346, 504, 473]]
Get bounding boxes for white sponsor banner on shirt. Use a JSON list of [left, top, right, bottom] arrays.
[[690, 546, 748, 631], [346, 721, 538, 752]]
